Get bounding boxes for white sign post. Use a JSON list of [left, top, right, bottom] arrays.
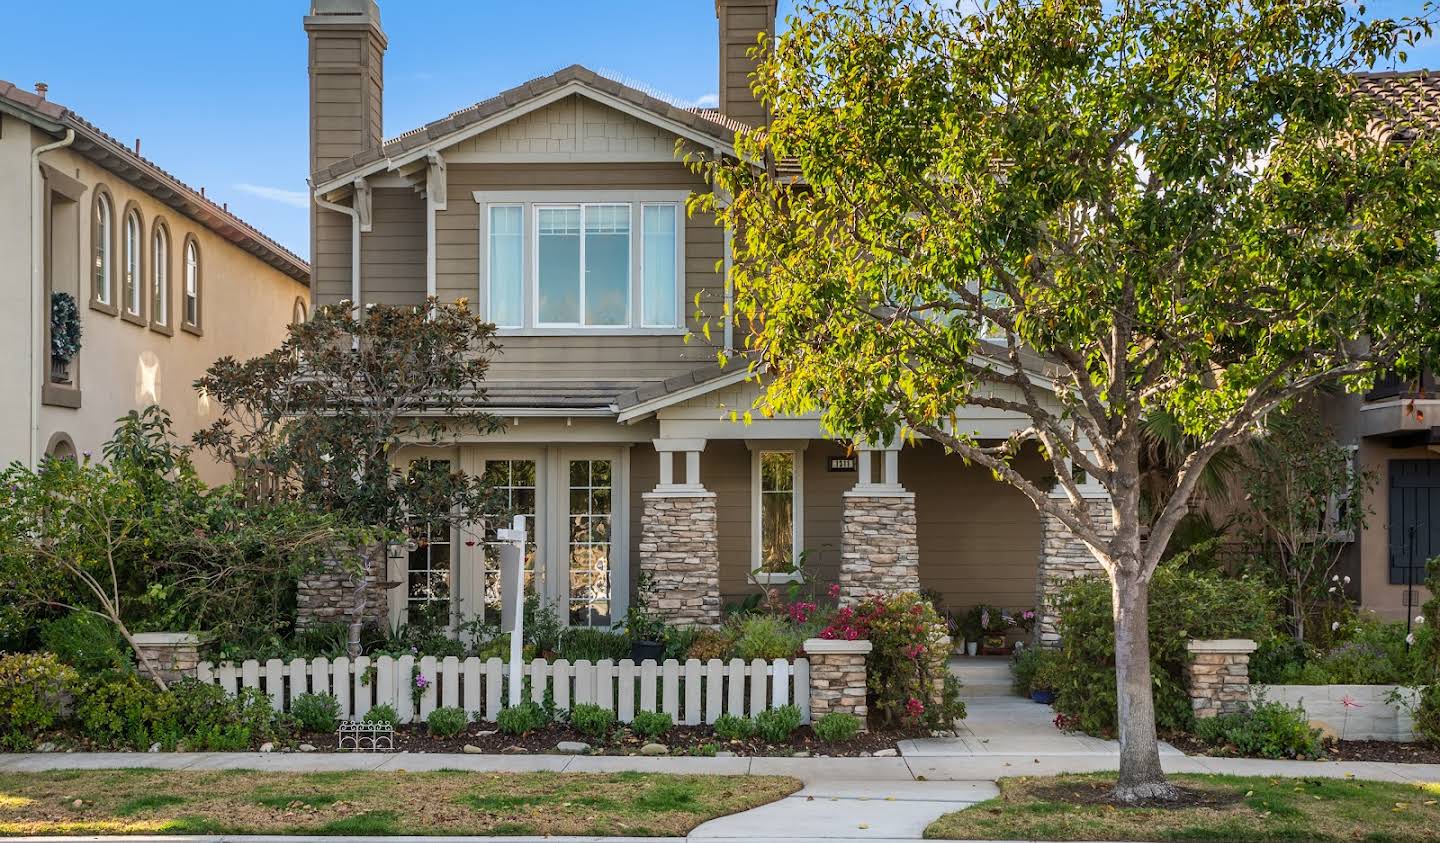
[[496, 514, 527, 707]]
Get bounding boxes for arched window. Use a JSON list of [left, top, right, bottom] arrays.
[[91, 189, 115, 311], [122, 205, 144, 321], [292, 297, 308, 325], [182, 236, 202, 333], [151, 221, 170, 330]]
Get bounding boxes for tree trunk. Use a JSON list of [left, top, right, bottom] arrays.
[[1111, 568, 1176, 803], [347, 542, 386, 657]]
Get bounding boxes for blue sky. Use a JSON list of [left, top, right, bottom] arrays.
[[3, 0, 1435, 260]]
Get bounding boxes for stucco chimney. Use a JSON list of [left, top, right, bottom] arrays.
[[716, 0, 776, 127], [304, 0, 387, 174]]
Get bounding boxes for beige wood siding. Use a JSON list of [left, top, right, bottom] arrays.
[[314, 207, 352, 305], [361, 188, 425, 305], [906, 441, 1046, 616]]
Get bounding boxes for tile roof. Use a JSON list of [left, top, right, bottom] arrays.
[[0, 79, 309, 284], [1350, 69, 1440, 143], [313, 64, 746, 186]]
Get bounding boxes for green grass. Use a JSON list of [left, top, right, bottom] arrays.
[[924, 773, 1440, 842], [0, 769, 800, 837]]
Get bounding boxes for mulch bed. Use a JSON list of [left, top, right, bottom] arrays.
[[1165, 732, 1440, 764], [1031, 778, 1244, 810], [296, 721, 919, 757]]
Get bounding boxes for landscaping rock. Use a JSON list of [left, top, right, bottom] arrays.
[[35, 742, 57, 753], [462, 744, 483, 754], [475, 729, 498, 737], [639, 742, 669, 756], [557, 741, 591, 754], [258, 742, 274, 753], [715, 751, 736, 757], [792, 750, 812, 758], [298, 743, 317, 753], [147, 743, 161, 753], [1310, 720, 1341, 742], [873, 747, 898, 757], [502, 745, 529, 753]]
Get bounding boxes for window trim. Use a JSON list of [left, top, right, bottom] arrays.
[[149, 217, 173, 335], [119, 202, 146, 326], [474, 189, 688, 335], [533, 202, 632, 328], [89, 186, 118, 316], [181, 234, 203, 335], [750, 446, 806, 585]]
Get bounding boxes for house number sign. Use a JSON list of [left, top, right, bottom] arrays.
[[828, 457, 857, 472]]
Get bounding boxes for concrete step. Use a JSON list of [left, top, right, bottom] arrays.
[[949, 656, 1015, 698]]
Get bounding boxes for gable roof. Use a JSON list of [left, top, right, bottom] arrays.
[[1351, 69, 1440, 143], [0, 80, 309, 285], [312, 64, 744, 190]]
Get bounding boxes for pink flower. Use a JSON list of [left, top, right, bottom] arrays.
[[905, 697, 925, 717], [828, 583, 841, 599], [414, 673, 429, 690], [1341, 695, 1363, 710]]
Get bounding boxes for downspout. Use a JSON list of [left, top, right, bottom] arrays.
[[30, 128, 75, 467], [313, 190, 361, 318]]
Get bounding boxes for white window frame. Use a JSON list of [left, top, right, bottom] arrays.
[[533, 202, 632, 328], [474, 189, 687, 335], [183, 240, 199, 327], [750, 446, 805, 585], [123, 210, 142, 316], [94, 194, 113, 306], [486, 203, 525, 329], [151, 226, 169, 327]]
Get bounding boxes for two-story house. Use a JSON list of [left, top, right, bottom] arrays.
[[302, 0, 1089, 637], [1, 79, 311, 485]]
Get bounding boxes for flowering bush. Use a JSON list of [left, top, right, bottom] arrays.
[[822, 592, 964, 729]]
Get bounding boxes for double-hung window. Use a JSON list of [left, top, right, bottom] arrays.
[[478, 191, 686, 332], [752, 448, 804, 583]]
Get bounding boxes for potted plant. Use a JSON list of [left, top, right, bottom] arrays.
[[1029, 654, 1060, 705], [960, 606, 985, 656], [623, 572, 667, 662]]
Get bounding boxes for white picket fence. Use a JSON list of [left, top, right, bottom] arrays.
[[195, 656, 811, 725]]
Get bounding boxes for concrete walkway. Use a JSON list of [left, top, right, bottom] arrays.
[[903, 696, 1185, 758]]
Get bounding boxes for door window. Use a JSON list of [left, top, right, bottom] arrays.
[[568, 459, 613, 627], [482, 458, 538, 615]]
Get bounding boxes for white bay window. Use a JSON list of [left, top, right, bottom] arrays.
[[476, 190, 686, 332]]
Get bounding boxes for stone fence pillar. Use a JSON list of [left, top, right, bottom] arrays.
[[132, 632, 201, 687], [1035, 496, 1113, 646], [1185, 638, 1257, 718], [804, 638, 872, 730], [296, 546, 392, 630], [640, 439, 720, 626], [839, 442, 919, 603]]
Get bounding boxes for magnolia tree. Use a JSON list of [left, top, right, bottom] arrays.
[[195, 298, 503, 654], [699, 0, 1440, 801]]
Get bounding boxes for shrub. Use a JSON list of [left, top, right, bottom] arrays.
[[1050, 565, 1272, 737], [0, 652, 77, 750], [291, 693, 342, 733], [688, 629, 736, 662], [733, 615, 802, 661], [362, 703, 400, 728], [813, 712, 860, 743], [568, 703, 617, 739], [427, 706, 468, 738], [74, 670, 160, 749], [497, 700, 550, 736], [820, 592, 961, 728], [1010, 647, 1045, 695], [1191, 700, 1325, 759], [712, 713, 754, 741], [663, 626, 703, 661], [558, 627, 631, 662], [629, 710, 673, 739], [1413, 682, 1440, 745], [755, 705, 803, 743], [150, 679, 277, 751], [39, 612, 131, 672]]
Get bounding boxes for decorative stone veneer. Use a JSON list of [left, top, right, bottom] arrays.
[[1186, 638, 1258, 719], [296, 546, 392, 630], [639, 492, 721, 626], [1035, 498, 1114, 646], [132, 632, 200, 687], [839, 492, 920, 604], [805, 638, 873, 729]]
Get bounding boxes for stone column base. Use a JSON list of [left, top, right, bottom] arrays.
[[296, 546, 391, 630], [1034, 499, 1112, 646], [1186, 638, 1257, 718], [639, 491, 720, 626], [839, 491, 919, 604], [132, 632, 201, 686], [805, 638, 873, 729]]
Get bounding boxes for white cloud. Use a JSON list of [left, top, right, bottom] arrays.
[[234, 183, 309, 208], [689, 93, 720, 109]]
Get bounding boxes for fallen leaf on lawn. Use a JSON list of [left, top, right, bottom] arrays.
[[859, 823, 869, 829]]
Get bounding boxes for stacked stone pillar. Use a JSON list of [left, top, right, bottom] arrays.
[[839, 441, 920, 603], [804, 638, 872, 729], [639, 439, 721, 626], [1035, 492, 1114, 646], [296, 545, 393, 630], [132, 632, 201, 687], [1185, 639, 1257, 718]]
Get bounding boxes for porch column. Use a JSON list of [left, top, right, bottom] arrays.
[[1035, 461, 1113, 646], [639, 438, 721, 626], [839, 438, 920, 604]]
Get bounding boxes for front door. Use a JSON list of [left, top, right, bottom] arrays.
[[1388, 459, 1440, 586]]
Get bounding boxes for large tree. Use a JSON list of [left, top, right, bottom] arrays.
[[700, 0, 1440, 800]]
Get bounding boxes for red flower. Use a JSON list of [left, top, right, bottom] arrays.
[[905, 697, 925, 717]]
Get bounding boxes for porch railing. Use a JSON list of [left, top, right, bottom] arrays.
[[194, 655, 811, 725]]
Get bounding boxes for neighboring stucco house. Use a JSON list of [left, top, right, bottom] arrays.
[[0, 80, 311, 485], [301, 1, 1435, 636]]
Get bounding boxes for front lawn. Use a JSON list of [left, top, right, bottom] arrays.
[[924, 773, 1440, 842], [0, 769, 799, 837]]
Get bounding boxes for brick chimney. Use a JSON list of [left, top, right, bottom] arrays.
[[716, 0, 776, 127], [304, 0, 387, 174]]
